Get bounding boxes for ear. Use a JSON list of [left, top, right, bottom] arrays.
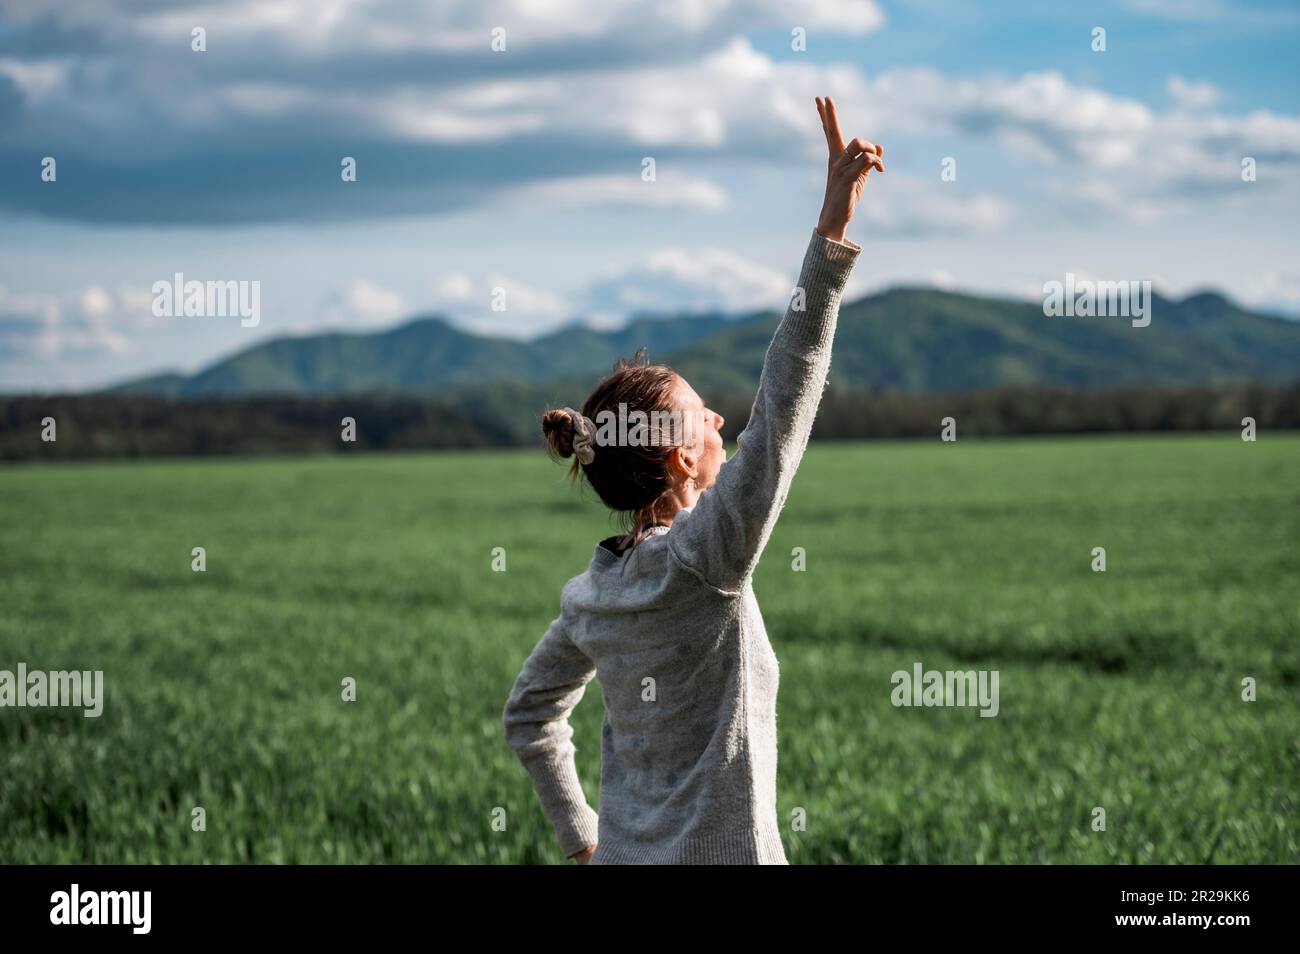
[[667, 445, 698, 483]]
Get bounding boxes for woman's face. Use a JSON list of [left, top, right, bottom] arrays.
[[671, 375, 726, 492]]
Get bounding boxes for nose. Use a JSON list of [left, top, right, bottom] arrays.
[[714, 410, 725, 430]]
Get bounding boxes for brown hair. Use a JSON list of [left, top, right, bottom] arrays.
[[542, 349, 684, 555]]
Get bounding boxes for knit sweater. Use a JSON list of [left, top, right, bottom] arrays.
[[502, 229, 860, 864]]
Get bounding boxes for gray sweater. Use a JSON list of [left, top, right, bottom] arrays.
[[503, 229, 860, 863]]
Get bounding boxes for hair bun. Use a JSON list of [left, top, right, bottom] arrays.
[[541, 408, 577, 459]]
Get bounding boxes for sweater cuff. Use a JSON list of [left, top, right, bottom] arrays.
[[781, 228, 860, 351], [521, 751, 599, 857], [812, 227, 861, 262]]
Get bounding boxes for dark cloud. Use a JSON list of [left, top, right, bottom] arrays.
[[0, 130, 681, 224], [0, 0, 894, 224], [0, 9, 744, 224]]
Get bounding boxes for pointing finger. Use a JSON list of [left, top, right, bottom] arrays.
[[815, 97, 834, 151], [825, 96, 846, 153]]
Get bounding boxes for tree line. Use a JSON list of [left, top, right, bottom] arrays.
[[2, 381, 1296, 461]]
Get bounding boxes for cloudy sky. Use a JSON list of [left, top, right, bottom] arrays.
[[1, 0, 1298, 392]]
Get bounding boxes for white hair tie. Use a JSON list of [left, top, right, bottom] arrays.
[[561, 407, 597, 464]]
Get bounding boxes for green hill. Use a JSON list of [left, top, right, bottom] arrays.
[[106, 288, 1300, 398], [108, 314, 730, 397], [670, 289, 1300, 395]]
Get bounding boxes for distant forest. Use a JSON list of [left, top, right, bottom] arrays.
[[3, 381, 1297, 461]]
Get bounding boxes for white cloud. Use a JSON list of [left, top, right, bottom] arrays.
[[861, 67, 1300, 221], [8, 0, 1298, 232], [356, 54, 1289, 226], [420, 246, 793, 334], [504, 174, 727, 212], [427, 271, 570, 337], [1239, 270, 1300, 315], [580, 247, 790, 325], [926, 270, 957, 290], [1125, 0, 1232, 21], [1167, 75, 1221, 110], [1125, 0, 1300, 24], [7, 0, 884, 54], [875, 68, 1155, 166], [0, 57, 73, 100], [0, 284, 151, 359], [854, 174, 1013, 237], [314, 280, 407, 331], [352, 37, 856, 151]]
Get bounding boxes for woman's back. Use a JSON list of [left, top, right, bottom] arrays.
[[503, 227, 862, 864], [563, 520, 786, 863]]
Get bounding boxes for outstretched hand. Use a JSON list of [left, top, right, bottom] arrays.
[[814, 96, 884, 246]]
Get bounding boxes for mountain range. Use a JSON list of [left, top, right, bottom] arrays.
[[108, 287, 1300, 399]]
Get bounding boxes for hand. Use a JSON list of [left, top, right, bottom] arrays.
[[814, 96, 884, 245], [570, 843, 596, 864]]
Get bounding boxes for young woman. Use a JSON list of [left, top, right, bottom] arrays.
[[503, 96, 883, 864]]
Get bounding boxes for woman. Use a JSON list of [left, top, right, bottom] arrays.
[[503, 96, 883, 864]]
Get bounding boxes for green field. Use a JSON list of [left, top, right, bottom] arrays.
[[1, 435, 1296, 863]]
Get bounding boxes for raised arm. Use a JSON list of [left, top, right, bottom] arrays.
[[668, 97, 883, 593], [502, 603, 600, 859]]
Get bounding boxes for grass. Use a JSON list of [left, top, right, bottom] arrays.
[[0, 433, 1296, 863]]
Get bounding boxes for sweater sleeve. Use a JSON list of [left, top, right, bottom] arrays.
[[502, 606, 600, 857], [669, 228, 860, 593]]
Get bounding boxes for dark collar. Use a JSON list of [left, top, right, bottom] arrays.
[[597, 524, 671, 557]]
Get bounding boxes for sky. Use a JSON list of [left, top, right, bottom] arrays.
[[1, 0, 1298, 392]]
